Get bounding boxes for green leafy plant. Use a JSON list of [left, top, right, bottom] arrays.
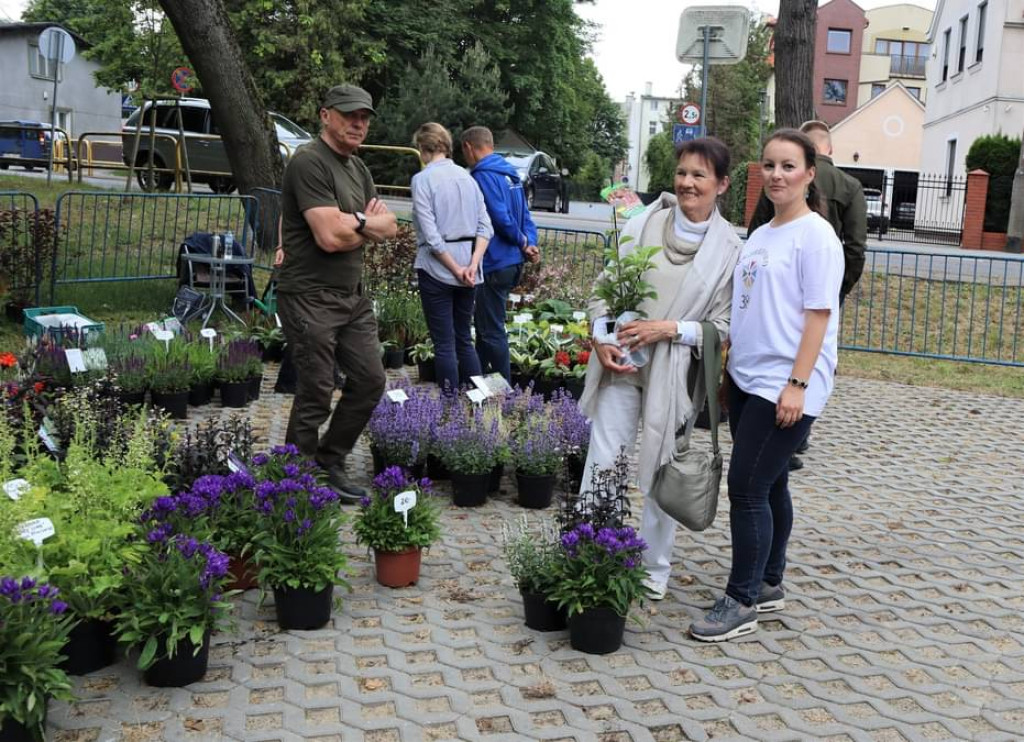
[[147, 353, 191, 394], [501, 515, 561, 595], [409, 339, 434, 363], [353, 467, 441, 553], [592, 238, 661, 318]]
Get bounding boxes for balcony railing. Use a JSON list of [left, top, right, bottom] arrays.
[[889, 54, 927, 78]]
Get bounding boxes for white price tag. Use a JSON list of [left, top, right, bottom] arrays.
[[153, 329, 174, 342], [82, 348, 108, 371], [38, 425, 60, 454], [469, 376, 493, 396], [386, 389, 409, 405], [17, 518, 55, 546], [145, 321, 162, 335], [549, 324, 564, 334], [466, 388, 487, 406], [394, 489, 417, 527], [572, 311, 587, 322], [200, 327, 217, 351], [64, 348, 87, 373], [513, 314, 530, 325], [3, 478, 30, 501], [162, 317, 182, 334], [509, 293, 522, 306]]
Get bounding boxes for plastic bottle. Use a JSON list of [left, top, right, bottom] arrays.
[[223, 230, 235, 258], [211, 234, 221, 258]]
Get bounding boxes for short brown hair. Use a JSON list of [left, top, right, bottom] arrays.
[[413, 122, 452, 157], [461, 126, 494, 150], [675, 136, 731, 180]]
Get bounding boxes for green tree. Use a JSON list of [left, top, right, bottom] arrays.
[[643, 132, 677, 194]]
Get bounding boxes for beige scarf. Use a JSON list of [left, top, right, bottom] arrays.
[[580, 192, 742, 491]]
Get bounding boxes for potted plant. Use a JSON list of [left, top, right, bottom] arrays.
[[110, 352, 148, 406], [148, 354, 191, 419], [113, 533, 233, 686], [501, 516, 565, 632], [592, 238, 661, 368], [365, 387, 437, 477], [216, 340, 252, 408], [186, 339, 218, 406], [432, 404, 502, 507], [354, 467, 441, 588], [242, 341, 264, 401], [376, 290, 420, 369], [250, 322, 286, 363], [549, 390, 591, 491], [0, 578, 73, 742], [409, 339, 435, 383], [511, 413, 563, 509], [249, 445, 351, 630]]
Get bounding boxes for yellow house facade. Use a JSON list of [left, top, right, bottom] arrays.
[[831, 82, 926, 171], [858, 4, 934, 107]]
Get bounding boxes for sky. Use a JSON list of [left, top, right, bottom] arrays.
[[0, 0, 937, 103]]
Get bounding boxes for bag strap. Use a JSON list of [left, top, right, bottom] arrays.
[[699, 321, 722, 455]]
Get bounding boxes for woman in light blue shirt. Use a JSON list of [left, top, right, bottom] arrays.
[[411, 122, 493, 393]]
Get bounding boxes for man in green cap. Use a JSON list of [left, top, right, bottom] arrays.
[[277, 84, 397, 502]]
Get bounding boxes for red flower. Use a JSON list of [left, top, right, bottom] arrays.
[[555, 351, 571, 367], [0, 352, 16, 369], [34, 381, 45, 394], [576, 350, 591, 366]]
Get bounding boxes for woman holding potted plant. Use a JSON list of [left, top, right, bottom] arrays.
[[578, 137, 743, 601], [410, 122, 493, 394], [354, 466, 440, 587]]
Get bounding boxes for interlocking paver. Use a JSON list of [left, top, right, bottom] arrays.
[[44, 370, 1024, 740]]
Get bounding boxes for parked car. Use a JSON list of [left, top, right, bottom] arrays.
[[121, 98, 313, 193], [0, 120, 52, 171], [502, 151, 569, 213], [893, 201, 916, 229], [863, 188, 889, 233]]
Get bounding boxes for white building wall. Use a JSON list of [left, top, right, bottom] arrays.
[[621, 83, 680, 193]]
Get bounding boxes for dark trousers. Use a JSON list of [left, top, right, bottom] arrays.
[[725, 377, 816, 607], [417, 270, 480, 394], [277, 288, 386, 469], [474, 263, 522, 381]]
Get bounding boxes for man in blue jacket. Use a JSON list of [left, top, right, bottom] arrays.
[[461, 126, 540, 381]]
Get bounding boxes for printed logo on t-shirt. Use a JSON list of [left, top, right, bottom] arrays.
[[738, 246, 768, 311]]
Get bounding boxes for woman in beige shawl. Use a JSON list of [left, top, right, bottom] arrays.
[[578, 137, 743, 600]]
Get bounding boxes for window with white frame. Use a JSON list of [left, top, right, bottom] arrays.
[[957, 15, 968, 73], [27, 42, 63, 81], [975, 2, 986, 63], [941, 29, 951, 81]]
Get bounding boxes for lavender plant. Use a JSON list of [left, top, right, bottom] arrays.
[[432, 403, 503, 475], [511, 413, 563, 477], [366, 386, 440, 469]]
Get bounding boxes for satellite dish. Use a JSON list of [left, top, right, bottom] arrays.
[[37, 27, 76, 65], [676, 6, 749, 66]]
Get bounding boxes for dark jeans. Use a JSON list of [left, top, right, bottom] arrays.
[[474, 263, 522, 381], [725, 376, 815, 607], [278, 288, 386, 469], [417, 270, 481, 394]]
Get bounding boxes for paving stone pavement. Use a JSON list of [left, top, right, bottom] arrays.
[[45, 369, 1024, 742]]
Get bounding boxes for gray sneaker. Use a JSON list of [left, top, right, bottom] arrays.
[[689, 595, 758, 642], [323, 465, 367, 504], [756, 581, 785, 613]]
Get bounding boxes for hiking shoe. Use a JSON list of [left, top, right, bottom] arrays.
[[323, 465, 366, 504], [756, 581, 785, 613], [788, 455, 804, 471], [642, 577, 667, 601], [689, 595, 758, 642]]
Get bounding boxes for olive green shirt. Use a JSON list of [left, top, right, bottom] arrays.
[[278, 137, 377, 293]]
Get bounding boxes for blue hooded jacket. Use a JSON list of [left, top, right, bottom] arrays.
[[469, 153, 539, 274]]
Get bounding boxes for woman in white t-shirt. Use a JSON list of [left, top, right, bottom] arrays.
[[690, 129, 844, 643]]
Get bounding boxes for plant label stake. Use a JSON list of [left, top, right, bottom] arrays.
[[38, 424, 60, 455], [153, 329, 174, 352], [162, 317, 182, 334], [64, 348, 87, 373], [509, 293, 522, 307], [386, 389, 409, 406], [394, 489, 417, 528], [466, 388, 487, 407], [17, 517, 55, 547], [3, 478, 30, 501], [274, 313, 282, 328], [226, 451, 249, 475], [549, 324, 564, 339], [145, 321, 163, 335], [200, 327, 217, 352], [469, 376, 493, 397]]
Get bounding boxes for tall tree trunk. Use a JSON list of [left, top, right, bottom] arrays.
[[1007, 129, 1024, 253], [774, 0, 817, 128], [156, 0, 283, 195]]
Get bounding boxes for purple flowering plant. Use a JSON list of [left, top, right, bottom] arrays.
[[217, 338, 260, 384], [353, 467, 441, 553], [511, 412, 564, 477], [432, 402, 504, 475], [248, 446, 351, 593], [366, 386, 440, 469], [0, 577, 74, 738], [112, 534, 234, 671]]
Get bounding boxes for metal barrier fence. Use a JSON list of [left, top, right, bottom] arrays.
[[50, 191, 257, 299], [0, 191, 43, 305], [841, 248, 1024, 366]]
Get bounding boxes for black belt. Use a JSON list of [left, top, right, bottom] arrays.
[[444, 236, 476, 243]]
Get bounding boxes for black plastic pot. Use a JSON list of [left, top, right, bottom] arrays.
[[188, 381, 214, 406], [449, 471, 489, 507], [247, 375, 263, 401], [0, 716, 35, 742], [488, 463, 504, 493], [151, 389, 189, 419], [565, 453, 586, 491], [510, 371, 536, 392], [273, 584, 333, 630], [417, 359, 436, 383], [533, 376, 555, 400], [383, 348, 405, 369], [568, 606, 626, 654], [143, 632, 210, 687], [117, 389, 147, 407], [260, 343, 285, 363], [564, 377, 585, 400], [515, 472, 556, 509], [62, 618, 117, 675], [521, 590, 567, 632], [426, 454, 450, 481], [220, 380, 249, 408]]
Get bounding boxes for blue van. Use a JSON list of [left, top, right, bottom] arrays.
[[0, 120, 52, 170]]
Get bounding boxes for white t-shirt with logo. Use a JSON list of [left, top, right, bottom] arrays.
[[728, 211, 844, 417]]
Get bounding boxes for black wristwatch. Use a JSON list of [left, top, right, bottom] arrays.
[[354, 211, 367, 234]]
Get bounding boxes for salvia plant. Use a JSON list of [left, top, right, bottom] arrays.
[[366, 386, 441, 469]]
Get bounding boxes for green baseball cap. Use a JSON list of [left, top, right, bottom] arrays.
[[322, 84, 376, 115]]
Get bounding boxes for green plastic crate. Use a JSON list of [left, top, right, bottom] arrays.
[[23, 305, 105, 342]]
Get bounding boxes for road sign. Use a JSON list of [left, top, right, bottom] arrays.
[[673, 125, 700, 145], [171, 67, 195, 94], [678, 103, 701, 126], [38, 27, 75, 64], [676, 6, 750, 65]]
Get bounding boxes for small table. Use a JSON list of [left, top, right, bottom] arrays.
[[180, 252, 255, 329]]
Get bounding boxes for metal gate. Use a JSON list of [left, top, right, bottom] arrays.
[[877, 171, 966, 246]]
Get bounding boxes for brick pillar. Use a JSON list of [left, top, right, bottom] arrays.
[[744, 161, 764, 228], [962, 169, 990, 250]]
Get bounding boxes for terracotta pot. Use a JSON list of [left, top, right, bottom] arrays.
[[374, 547, 422, 588], [226, 553, 258, 591]]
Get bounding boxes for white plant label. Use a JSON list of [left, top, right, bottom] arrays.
[[513, 314, 530, 325], [509, 293, 522, 306], [64, 348, 87, 373], [393, 489, 417, 527], [200, 327, 217, 351], [483, 372, 513, 396], [549, 324, 564, 335], [17, 517, 55, 546], [3, 478, 30, 501], [145, 321, 162, 335], [38, 425, 59, 454], [153, 329, 173, 352], [466, 388, 487, 406], [82, 348, 107, 370], [163, 317, 182, 334], [469, 376, 493, 396], [275, 313, 282, 328], [386, 389, 409, 405], [572, 311, 587, 322]]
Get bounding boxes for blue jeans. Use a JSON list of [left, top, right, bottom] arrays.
[[417, 270, 481, 394], [474, 263, 522, 381], [725, 377, 816, 607]]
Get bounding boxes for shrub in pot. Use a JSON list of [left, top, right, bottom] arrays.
[[354, 467, 441, 588], [216, 340, 252, 408], [185, 340, 218, 406], [591, 240, 662, 369], [250, 323, 286, 363], [501, 516, 564, 631], [511, 413, 563, 509], [250, 445, 350, 630], [109, 352, 148, 406], [409, 340, 435, 383], [432, 403, 503, 507], [148, 354, 191, 420], [0, 578, 73, 742], [365, 386, 438, 476]]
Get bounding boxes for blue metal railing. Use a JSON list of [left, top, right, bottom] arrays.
[[0, 191, 43, 305]]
